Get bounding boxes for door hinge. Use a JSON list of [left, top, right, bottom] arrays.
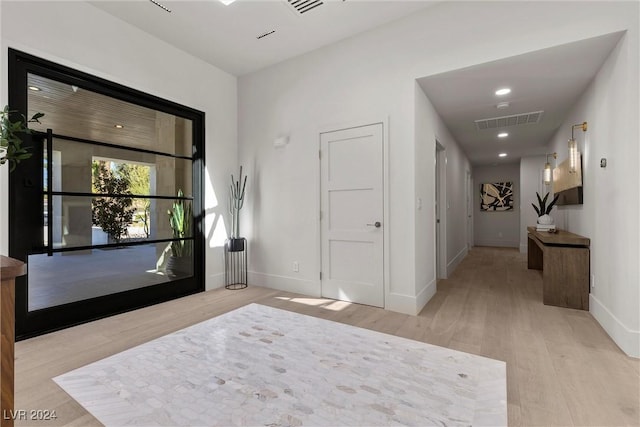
[[319, 150, 321, 159], [319, 272, 322, 280], [319, 210, 323, 220]]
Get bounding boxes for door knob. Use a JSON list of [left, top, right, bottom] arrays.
[[366, 221, 382, 228]]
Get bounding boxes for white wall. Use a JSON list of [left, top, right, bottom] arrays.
[[444, 128, 472, 273], [547, 30, 639, 357], [238, 30, 419, 314], [0, 1, 238, 290], [473, 164, 520, 248], [238, 1, 638, 316], [414, 84, 471, 306], [519, 156, 547, 253]]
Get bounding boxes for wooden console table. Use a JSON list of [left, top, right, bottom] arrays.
[[0, 256, 26, 427], [527, 227, 590, 310]]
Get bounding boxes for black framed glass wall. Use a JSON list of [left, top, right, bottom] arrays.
[[9, 50, 205, 339]]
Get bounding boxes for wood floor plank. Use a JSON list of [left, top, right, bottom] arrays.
[[13, 247, 639, 427], [546, 340, 639, 426], [512, 329, 575, 426]]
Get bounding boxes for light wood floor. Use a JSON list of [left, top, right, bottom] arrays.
[[15, 247, 640, 426]]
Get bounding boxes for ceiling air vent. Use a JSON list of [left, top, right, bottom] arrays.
[[256, 30, 276, 40], [475, 110, 544, 131], [286, 0, 324, 15], [149, 0, 171, 13]]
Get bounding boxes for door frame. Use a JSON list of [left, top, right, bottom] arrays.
[[466, 169, 474, 249], [8, 49, 205, 339], [435, 140, 447, 279], [317, 117, 390, 308]]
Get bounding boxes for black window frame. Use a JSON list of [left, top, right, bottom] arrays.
[[8, 48, 206, 340]]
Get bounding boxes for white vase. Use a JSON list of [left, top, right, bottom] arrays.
[[537, 214, 553, 225]]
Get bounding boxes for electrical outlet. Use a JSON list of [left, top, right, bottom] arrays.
[[293, 261, 299, 272], [498, 232, 503, 238], [591, 274, 595, 290]]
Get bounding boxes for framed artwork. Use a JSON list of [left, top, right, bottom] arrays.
[[480, 182, 514, 211]]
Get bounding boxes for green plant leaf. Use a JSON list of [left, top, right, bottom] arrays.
[[532, 203, 541, 216], [30, 112, 45, 121], [1, 105, 44, 172], [546, 193, 560, 214], [167, 189, 192, 257]]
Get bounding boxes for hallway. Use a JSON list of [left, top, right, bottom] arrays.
[[424, 247, 639, 426]]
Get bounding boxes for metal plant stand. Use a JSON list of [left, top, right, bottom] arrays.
[[225, 237, 247, 290]]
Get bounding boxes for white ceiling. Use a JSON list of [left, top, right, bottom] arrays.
[[90, 1, 622, 167], [89, 0, 438, 76], [418, 32, 623, 166]]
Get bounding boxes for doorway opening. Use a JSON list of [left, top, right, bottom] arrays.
[[466, 170, 474, 249], [435, 141, 447, 279]]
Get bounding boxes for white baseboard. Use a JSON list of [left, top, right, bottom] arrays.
[[416, 278, 437, 313], [386, 278, 436, 316], [474, 239, 519, 248], [590, 294, 639, 358], [447, 246, 468, 276], [205, 272, 225, 291], [248, 273, 439, 318], [248, 271, 321, 297], [386, 292, 419, 315]]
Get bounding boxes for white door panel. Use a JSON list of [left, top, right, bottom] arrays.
[[320, 123, 384, 307]]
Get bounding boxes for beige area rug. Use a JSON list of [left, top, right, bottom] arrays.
[[54, 303, 507, 426]]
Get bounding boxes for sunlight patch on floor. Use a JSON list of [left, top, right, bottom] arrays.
[[274, 296, 352, 311]]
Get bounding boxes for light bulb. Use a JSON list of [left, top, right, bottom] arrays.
[[544, 162, 552, 184], [568, 138, 579, 173]]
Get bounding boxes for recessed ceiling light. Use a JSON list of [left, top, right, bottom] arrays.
[[496, 101, 510, 109], [499, 153, 508, 158], [498, 132, 509, 138], [114, 124, 124, 129], [495, 88, 511, 96], [219, 0, 236, 5], [28, 86, 40, 91]]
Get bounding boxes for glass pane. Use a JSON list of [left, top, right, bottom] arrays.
[[50, 195, 193, 249], [27, 73, 193, 157], [27, 242, 193, 311], [49, 138, 192, 197]]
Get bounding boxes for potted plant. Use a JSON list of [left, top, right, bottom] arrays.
[[532, 192, 559, 225], [1, 105, 44, 171], [228, 166, 247, 252], [167, 189, 192, 277]]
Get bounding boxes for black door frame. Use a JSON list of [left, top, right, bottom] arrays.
[[8, 49, 206, 340]]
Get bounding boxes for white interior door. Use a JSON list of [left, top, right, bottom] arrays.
[[320, 123, 384, 307]]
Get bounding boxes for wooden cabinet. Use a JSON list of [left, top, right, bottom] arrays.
[[527, 227, 590, 310], [0, 256, 26, 427]]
